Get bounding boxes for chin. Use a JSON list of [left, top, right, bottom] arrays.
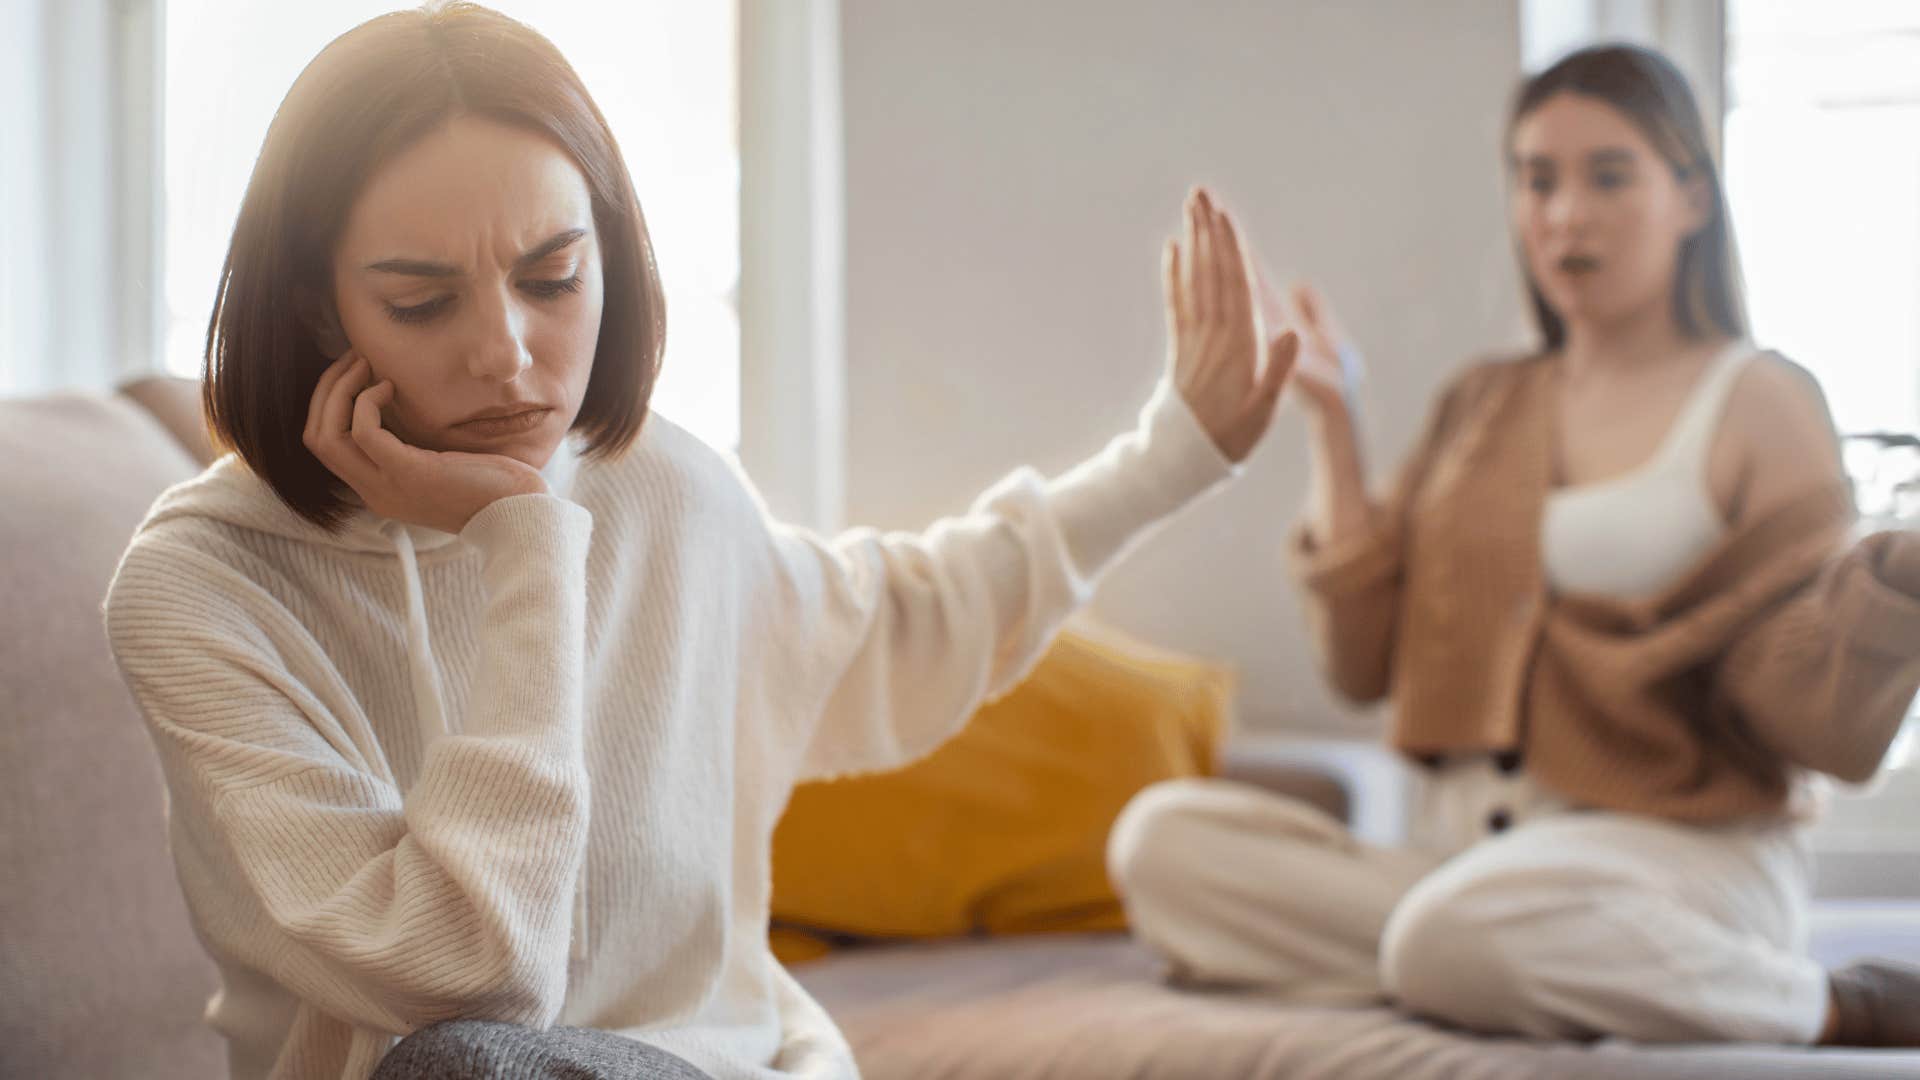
[[420, 426, 563, 468], [509, 440, 561, 471], [473, 434, 562, 470]]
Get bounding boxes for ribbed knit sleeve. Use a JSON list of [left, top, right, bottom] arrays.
[[103, 493, 594, 1038], [774, 379, 1236, 782], [1717, 527, 1920, 782]]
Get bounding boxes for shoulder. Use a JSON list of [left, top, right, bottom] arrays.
[[1720, 350, 1840, 468], [1718, 349, 1845, 519], [1424, 351, 1551, 430], [107, 523, 284, 650], [572, 411, 774, 540], [1724, 351, 1835, 437], [105, 540, 277, 689], [106, 467, 313, 655]]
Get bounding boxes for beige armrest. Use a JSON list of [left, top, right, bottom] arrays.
[[1214, 745, 1351, 823], [118, 376, 216, 467]]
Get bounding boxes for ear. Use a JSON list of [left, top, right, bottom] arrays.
[[296, 285, 351, 360]]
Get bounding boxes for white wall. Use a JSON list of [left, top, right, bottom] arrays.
[[837, 0, 1531, 732]]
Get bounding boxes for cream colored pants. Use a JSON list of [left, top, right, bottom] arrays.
[[1107, 757, 1831, 1044]]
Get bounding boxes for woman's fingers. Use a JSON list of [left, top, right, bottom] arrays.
[[1163, 238, 1189, 341], [348, 380, 410, 469], [1187, 190, 1212, 323], [1291, 282, 1343, 357], [1292, 281, 1324, 326], [306, 354, 382, 486], [1253, 258, 1290, 341], [1205, 206, 1228, 326], [1260, 330, 1301, 407], [304, 351, 357, 448], [322, 355, 372, 444], [1212, 206, 1253, 336]]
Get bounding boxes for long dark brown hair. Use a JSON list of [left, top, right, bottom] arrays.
[[203, 2, 666, 528], [1508, 44, 1747, 351]]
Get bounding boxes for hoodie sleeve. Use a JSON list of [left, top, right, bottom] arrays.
[[768, 379, 1237, 784], [104, 493, 593, 1037]]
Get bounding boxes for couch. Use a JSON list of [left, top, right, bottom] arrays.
[[3, 377, 1917, 1079]]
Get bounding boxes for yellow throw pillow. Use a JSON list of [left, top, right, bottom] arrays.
[[769, 622, 1233, 960]]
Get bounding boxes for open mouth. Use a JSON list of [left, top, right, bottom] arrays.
[[1558, 254, 1601, 276]]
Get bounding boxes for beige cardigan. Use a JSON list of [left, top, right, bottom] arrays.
[[1292, 354, 1920, 822]]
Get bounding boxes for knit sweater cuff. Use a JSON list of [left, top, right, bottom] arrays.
[[456, 494, 594, 740], [462, 494, 595, 570], [1042, 378, 1238, 581], [1846, 528, 1920, 656]]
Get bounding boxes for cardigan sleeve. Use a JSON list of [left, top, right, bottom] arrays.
[[1287, 367, 1483, 703], [1717, 527, 1920, 782]]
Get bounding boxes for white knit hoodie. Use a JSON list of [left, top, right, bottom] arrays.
[[104, 380, 1235, 1080]]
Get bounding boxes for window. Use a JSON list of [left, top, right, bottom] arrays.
[[1724, 1, 1920, 445], [163, 1, 741, 450], [1726, 3, 1920, 889], [1727, 0, 1920, 774]]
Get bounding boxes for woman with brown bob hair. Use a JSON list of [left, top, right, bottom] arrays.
[[1112, 43, 1920, 1049], [202, 0, 664, 531], [106, 4, 1300, 1078]]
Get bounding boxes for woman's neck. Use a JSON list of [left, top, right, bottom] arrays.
[[1559, 304, 1723, 383]]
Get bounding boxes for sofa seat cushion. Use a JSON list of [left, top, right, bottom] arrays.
[[796, 932, 1920, 1079]]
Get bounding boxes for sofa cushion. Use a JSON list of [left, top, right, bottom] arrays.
[[770, 623, 1233, 953], [0, 392, 224, 1079], [797, 933, 1920, 1079]]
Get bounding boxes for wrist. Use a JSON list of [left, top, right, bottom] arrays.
[[1307, 400, 1357, 444]]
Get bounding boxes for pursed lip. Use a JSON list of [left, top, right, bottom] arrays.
[[453, 403, 551, 427]]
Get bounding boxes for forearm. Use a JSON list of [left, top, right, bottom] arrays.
[[1305, 405, 1375, 548], [792, 380, 1236, 781]]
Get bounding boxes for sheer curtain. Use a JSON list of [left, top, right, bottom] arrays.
[[0, 0, 162, 397]]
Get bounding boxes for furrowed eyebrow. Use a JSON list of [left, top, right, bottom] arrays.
[[363, 227, 588, 277], [364, 257, 458, 278], [514, 228, 587, 269]]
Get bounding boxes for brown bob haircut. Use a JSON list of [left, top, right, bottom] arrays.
[[202, 1, 665, 529], [1509, 43, 1747, 352]]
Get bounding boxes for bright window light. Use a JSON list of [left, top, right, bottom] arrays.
[[1727, 2, 1920, 778], [1724, 0, 1920, 443]]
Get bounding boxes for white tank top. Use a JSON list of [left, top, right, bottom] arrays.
[[1542, 341, 1756, 599]]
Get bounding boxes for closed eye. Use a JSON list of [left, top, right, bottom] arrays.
[[385, 296, 453, 325], [520, 274, 584, 300]]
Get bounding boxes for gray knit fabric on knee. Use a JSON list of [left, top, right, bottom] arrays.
[[371, 1020, 714, 1080], [1829, 959, 1920, 1049]]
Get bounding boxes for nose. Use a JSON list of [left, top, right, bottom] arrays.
[[466, 284, 533, 382], [1544, 184, 1592, 235]]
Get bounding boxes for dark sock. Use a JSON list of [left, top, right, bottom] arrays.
[[1828, 959, 1920, 1048]]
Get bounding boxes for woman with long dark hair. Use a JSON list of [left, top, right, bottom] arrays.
[[105, 5, 1298, 1077], [1110, 44, 1920, 1048]]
